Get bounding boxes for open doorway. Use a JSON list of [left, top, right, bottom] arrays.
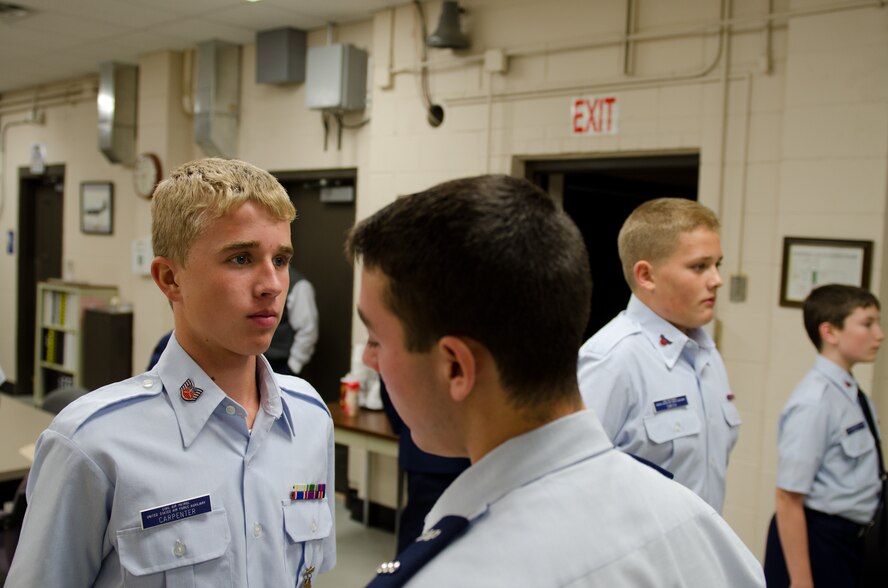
[[15, 165, 65, 397], [526, 154, 699, 342], [275, 169, 356, 404]]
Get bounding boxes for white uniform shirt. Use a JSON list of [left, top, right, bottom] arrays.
[[7, 335, 336, 587], [287, 278, 319, 375], [777, 355, 882, 524], [403, 410, 763, 587], [577, 295, 741, 512]]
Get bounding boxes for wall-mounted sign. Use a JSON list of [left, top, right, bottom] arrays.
[[571, 95, 618, 136], [779, 237, 873, 307]]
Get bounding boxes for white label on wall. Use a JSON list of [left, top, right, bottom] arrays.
[[571, 95, 618, 135]]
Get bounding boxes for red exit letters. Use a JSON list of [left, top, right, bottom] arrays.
[[571, 96, 618, 135]]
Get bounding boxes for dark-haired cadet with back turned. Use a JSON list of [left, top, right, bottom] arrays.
[[348, 174, 764, 587], [764, 284, 885, 588]]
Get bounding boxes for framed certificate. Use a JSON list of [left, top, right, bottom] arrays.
[[80, 182, 114, 235], [779, 237, 873, 307]]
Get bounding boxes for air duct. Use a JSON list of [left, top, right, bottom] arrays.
[[194, 40, 240, 158], [98, 62, 137, 165]]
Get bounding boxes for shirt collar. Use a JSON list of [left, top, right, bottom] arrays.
[[813, 355, 858, 401], [626, 295, 714, 369], [257, 355, 296, 437], [423, 410, 613, 531], [156, 334, 293, 446]]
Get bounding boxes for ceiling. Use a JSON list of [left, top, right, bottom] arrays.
[[0, 0, 405, 95]]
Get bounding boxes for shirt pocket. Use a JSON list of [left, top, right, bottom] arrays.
[[117, 508, 232, 588], [643, 408, 701, 444], [282, 499, 334, 579], [840, 429, 874, 459], [722, 402, 742, 428], [721, 401, 742, 452]]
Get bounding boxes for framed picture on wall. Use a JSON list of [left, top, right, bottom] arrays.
[[80, 182, 114, 235], [779, 237, 873, 307]]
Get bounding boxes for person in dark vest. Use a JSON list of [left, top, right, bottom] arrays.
[[265, 265, 318, 376]]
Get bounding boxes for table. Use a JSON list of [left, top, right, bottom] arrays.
[[327, 402, 401, 527], [0, 394, 53, 482]]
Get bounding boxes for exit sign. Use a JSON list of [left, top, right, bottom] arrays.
[[571, 95, 618, 135]]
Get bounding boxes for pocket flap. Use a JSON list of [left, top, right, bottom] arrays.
[[841, 430, 874, 459], [643, 409, 701, 444], [722, 401, 743, 427], [283, 500, 333, 544], [118, 508, 230, 576]]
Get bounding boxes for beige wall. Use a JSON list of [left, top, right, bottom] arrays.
[[0, 0, 886, 559]]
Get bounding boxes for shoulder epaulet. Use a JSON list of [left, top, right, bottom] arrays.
[[628, 452, 674, 479], [51, 374, 162, 437], [580, 314, 642, 358], [366, 516, 470, 587], [278, 375, 330, 416]]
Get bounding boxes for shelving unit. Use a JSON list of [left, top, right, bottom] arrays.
[[34, 281, 118, 406]]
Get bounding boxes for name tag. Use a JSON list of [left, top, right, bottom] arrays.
[[654, 396, 689, 412], [140, 494, 212, 530], [846, 422, 866, 435]]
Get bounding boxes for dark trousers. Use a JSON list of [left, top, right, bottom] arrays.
[[396, 471, 462, 554], [764, 508, 865, 588]]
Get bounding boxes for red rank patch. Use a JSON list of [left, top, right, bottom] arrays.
[[180, 378, 204, 402]]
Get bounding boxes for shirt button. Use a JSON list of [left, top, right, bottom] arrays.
[[173, 540, 187, 557], [311, 521, 318, 533], [253, 523, 263, 538], [225, 405, 236, 416], [142, 379, 153, 388], [674, 423, 682, 433]]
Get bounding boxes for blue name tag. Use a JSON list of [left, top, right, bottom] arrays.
[[654, 396, 689, 412], [846, 422, 866, 435], [140, 495, 212, 530]]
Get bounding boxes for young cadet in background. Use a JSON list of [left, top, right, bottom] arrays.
[[764, 284, 885, 588], [577, 197, 740, 513], [348, 175, 764, 587], [6, 158, 335, 587]]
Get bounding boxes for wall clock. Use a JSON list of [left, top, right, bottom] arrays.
[[133, 152, 162, 199]]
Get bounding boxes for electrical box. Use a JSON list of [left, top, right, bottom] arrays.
[[305, 43, 368, 111], [256, 27, 306, 85]]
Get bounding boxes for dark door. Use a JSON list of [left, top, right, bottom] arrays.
[[277, 171, 356, 403], [16, 167, 65, 396], [527, 155, 699, 342]]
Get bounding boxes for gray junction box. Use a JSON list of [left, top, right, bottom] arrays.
[[305, 43, 368, 111], [256, 27, 307, 85]]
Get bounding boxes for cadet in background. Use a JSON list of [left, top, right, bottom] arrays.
[[764, 284, 885, 588], [577, 197, 740, 513]]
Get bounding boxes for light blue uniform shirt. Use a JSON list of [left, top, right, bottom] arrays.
[[7, 335, 336, 587], [777, 355, 882, 524], [577, 295, 741, 512], [400, 410, 763, 587]]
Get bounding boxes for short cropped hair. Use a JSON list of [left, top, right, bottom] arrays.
[[152, 158, 295, 265], [803, 284, 880, 350], [617, 198, 720, 288], [346, 174, 592, 407]]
